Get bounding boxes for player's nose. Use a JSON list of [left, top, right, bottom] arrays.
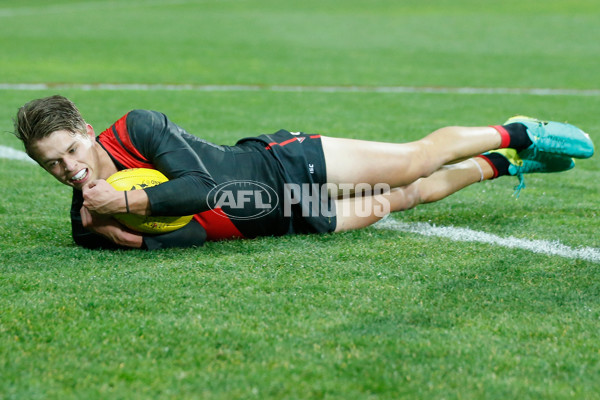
[[63, 156, 78, 172]]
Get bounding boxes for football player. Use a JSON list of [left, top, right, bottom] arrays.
[[14, 95, 594, 250]]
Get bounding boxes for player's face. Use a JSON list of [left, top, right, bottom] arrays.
[[29, 127, 103, 190]]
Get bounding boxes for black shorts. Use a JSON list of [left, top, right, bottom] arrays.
[[237, 130, 337, 235]]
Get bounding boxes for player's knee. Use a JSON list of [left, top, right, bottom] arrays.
[[407, 141, 439, 180], [388, 183, 421, 212]]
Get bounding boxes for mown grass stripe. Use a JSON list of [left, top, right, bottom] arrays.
[[0, 0, 201, 17]]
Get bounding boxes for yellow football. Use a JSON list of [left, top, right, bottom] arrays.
[[106, 168, 194, 234]]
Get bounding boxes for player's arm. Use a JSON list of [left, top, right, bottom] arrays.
[[70, 193, 140, 249], [141, 218, 207, 250], [82, 110, 218, 217], [127, 110, 219, 216], [79, 206, 144, 248], [72, 197, 207, 250]]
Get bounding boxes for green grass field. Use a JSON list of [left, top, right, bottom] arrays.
[[1, 1, 599, 399]]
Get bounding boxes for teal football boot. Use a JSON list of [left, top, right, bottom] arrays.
[[484, 148, 575, 197], [506, 116, 595, 159]]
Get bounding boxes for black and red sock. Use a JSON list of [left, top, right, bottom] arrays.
[[491, 123, 532, 152], [478, 153, 510, 179]]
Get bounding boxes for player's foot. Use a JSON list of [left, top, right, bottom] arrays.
[[506, 116, 595, 159], [487, 148, 575, 176], [482, 148, 575, 197]]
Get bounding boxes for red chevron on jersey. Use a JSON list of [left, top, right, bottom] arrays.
[[193, 208, 244, 241], [98, 113, 154, 169]]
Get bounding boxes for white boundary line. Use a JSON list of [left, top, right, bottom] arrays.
[[374, 218, 600, 264], [1, 83, 600, 96], [0, 145, 35, 164]]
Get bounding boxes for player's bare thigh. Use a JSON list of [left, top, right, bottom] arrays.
[[320, 126, 500, 193], [320, 135, 428, 191]]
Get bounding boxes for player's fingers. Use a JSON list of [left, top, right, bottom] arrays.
[[81, 183, 95, 200], [85, 179, 105, 191], [80, 206, 91, 227], [81, 191, 91, 208], [82, 181, 101, 205]]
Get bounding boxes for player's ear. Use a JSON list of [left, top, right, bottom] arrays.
[[85, 124, 95, 139]]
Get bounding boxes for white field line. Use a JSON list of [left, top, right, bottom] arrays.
[[1, 83, 600, 96], [374, 218, 600, 264], [0, 145, 35, 164]]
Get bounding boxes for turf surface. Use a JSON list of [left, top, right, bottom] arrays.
[[1, 1, 599, 399]]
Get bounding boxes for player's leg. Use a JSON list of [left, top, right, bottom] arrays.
[[334, 157, 493, 232], [321, 126, 502, 192], [322, 118, 594, 194]]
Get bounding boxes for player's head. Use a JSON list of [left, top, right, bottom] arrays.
[[14, 95, 88, 158], [14, 95, 103, 189]]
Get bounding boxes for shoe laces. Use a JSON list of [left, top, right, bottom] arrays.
[[512, 174, 526, 198]]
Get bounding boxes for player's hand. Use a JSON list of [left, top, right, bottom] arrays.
[[82, 179, 124, 215], [80, 206, 143, 248]]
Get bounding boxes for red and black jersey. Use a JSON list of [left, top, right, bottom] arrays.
[[71, 110, 335, 250]]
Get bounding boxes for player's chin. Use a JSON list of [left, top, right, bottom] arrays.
[[64, 180, 82, 190]]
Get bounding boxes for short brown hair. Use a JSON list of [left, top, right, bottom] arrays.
[[14, 95, 87, 156]]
